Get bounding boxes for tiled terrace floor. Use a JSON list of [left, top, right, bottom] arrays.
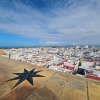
[[0, 56, 100, 100]]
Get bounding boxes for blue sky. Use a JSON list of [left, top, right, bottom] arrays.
[[0, 0, 100, 46]]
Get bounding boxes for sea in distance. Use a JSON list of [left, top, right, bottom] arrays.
[[0, 45, 100, 49]]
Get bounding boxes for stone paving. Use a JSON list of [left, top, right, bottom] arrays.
[[0, 56, 100, 100]]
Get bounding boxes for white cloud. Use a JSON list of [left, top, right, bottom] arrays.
[[0, 0, 100, 45]]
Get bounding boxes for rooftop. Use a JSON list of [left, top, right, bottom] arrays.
[[0, 56, 100, 100]]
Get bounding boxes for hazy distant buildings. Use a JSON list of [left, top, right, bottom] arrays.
[[2, 46, 100, 81]]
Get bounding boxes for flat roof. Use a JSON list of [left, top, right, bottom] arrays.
[[0, 56, 100, 100]]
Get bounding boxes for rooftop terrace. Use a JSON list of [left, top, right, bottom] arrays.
[[0, 56, 100, 100]]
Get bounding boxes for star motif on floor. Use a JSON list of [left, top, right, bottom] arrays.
[[6, 68, 45, 89]]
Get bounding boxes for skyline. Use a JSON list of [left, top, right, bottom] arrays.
[[0, 0, 100, 46]]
